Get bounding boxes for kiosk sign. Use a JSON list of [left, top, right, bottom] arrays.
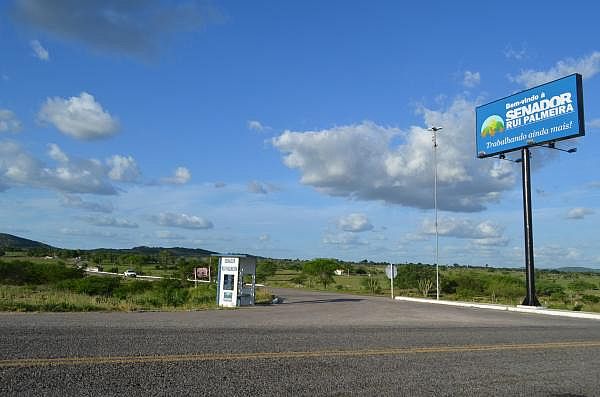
[[476, 74, 584, 158]]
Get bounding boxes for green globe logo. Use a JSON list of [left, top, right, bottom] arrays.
[[481, 115, 505, 137]]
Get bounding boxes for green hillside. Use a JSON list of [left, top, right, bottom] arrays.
[[0, 233, 53, 250]]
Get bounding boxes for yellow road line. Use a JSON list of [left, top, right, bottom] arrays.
[[2, 341, 599, 368]]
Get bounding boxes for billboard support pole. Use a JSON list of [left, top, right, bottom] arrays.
[[520, 147, 540, 306]]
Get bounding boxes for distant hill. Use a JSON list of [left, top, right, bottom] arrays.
[[555, 267, 600, 274], [0, 233, 217, 257], [0, 233, 54, 250], [88, 246, 218, 257]]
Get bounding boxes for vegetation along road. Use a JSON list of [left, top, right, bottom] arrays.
[[1, 288, 599, 396]]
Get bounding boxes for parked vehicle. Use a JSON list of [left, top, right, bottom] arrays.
[[123, 270, 137, 278]]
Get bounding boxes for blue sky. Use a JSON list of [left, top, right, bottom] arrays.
[[1, 0, 599, 268]]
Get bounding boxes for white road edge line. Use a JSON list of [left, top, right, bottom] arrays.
[[394, 296, 600, 320]]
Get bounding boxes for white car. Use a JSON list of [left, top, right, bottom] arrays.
[[123, 270, 137, 278]]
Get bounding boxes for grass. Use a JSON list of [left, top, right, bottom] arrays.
[[260, 266, 600, 312]]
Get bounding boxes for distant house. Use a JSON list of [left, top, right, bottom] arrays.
[[334, 269, 345, 276]]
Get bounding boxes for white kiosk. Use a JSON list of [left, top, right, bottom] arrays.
[[215, 254, 256, 307]]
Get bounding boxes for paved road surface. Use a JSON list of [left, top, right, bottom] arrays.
[[1, 288, 599, 396]]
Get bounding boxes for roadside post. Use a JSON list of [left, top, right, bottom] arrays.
[[385, 264, 397, 299]]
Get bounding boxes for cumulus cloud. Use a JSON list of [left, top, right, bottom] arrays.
[[106, 155, 140, 182], [156, 230, 185, 240], [0, 141, 117, 195], [12, 0, 216, 59], [587, 119, 600, 129], [248, 120, 264, 131], [161, 166, 191, 184], [61, 194, 113, 213], [421, 217, 504, 239], [0, 109, 22, 133], [566, 207, 594, 220], [504, 44, 527, 61], [48, 143, 69, 163], [462, 71, 480, 88], [511, 51, 600, 88], [30, 39, 49, 60], [273, 99, 517, 212], [322, 232, 368, 248], [60, 228, 117, 238], [151, 212, 213, 229], [248, 180, 268, 194], [38, 92, 119, 140], [82, 215, 138, 228], [338, 213, 373, 232]]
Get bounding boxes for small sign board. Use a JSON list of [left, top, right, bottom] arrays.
[[385, 264, 397, 279], [476, 74, 584, 158], [193, 267, 209, 278]]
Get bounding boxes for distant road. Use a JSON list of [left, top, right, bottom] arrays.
[[1, 288, 599, 396]]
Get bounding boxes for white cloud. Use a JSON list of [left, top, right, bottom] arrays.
[[504, 44, 527, 61], [38, 92, 119, 140], [47, 143, 69, 163], [30, 39, 49, 61], [322, 232, 368, 248], [421, 217, 504, 240], [82, 215, 138, 228], [152, 212, 213, 229], [259, 234, 270, 242], [587, 119, 600, 129], [338, 213, 373, 232], [161, 166, 191, 184], [566, 207, 594, 220], [61, 194, 113, 213], [13, 0, 214, 59], [511, 51, 600, 88], [214, 182, 226, 188], [273, 99, 517, 212], [0, 141, 117, 195], [0, 109, 22, 133], [59, 228, 117, 238], [106, 155, 140, 182], [462, 71, 480, 88], [248, 120, 266, 132], [156, 230, 185, 240], [248, 180, 268, 194]]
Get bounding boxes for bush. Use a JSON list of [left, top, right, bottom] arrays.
[[0, 260, 83, 285], [581, 294, 600, 304], [395, 264, 436, 289], [58, 276, 121, 296], [537, 281, 565, 296], [155, 279, 189, 306], [113, 279, 154, 299]]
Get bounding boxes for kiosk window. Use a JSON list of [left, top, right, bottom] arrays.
[[223, 274, 235, 291]]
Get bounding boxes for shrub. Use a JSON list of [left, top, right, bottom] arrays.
[[395, 264, 436, 289], [581, 294, 600, 304], [113, 279, 154, 299], [0, 260, 83, 285], [58, 276, 121, 296], [155, 279, 189, 306]]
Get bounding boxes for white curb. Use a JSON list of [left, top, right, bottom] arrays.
[[394, 296, 600, 320]]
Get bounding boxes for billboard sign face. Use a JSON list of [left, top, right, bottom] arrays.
[[476, 74, 584, 158]]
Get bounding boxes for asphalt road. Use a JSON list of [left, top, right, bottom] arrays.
[[1, 288, 600, 396]]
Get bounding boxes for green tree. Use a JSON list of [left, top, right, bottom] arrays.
[[361, 276, 381, 294], [256, 260, 278, 283], [302, 258, 337, 289]]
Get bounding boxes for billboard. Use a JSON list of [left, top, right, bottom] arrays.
[[476, 74, 584, 158]]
